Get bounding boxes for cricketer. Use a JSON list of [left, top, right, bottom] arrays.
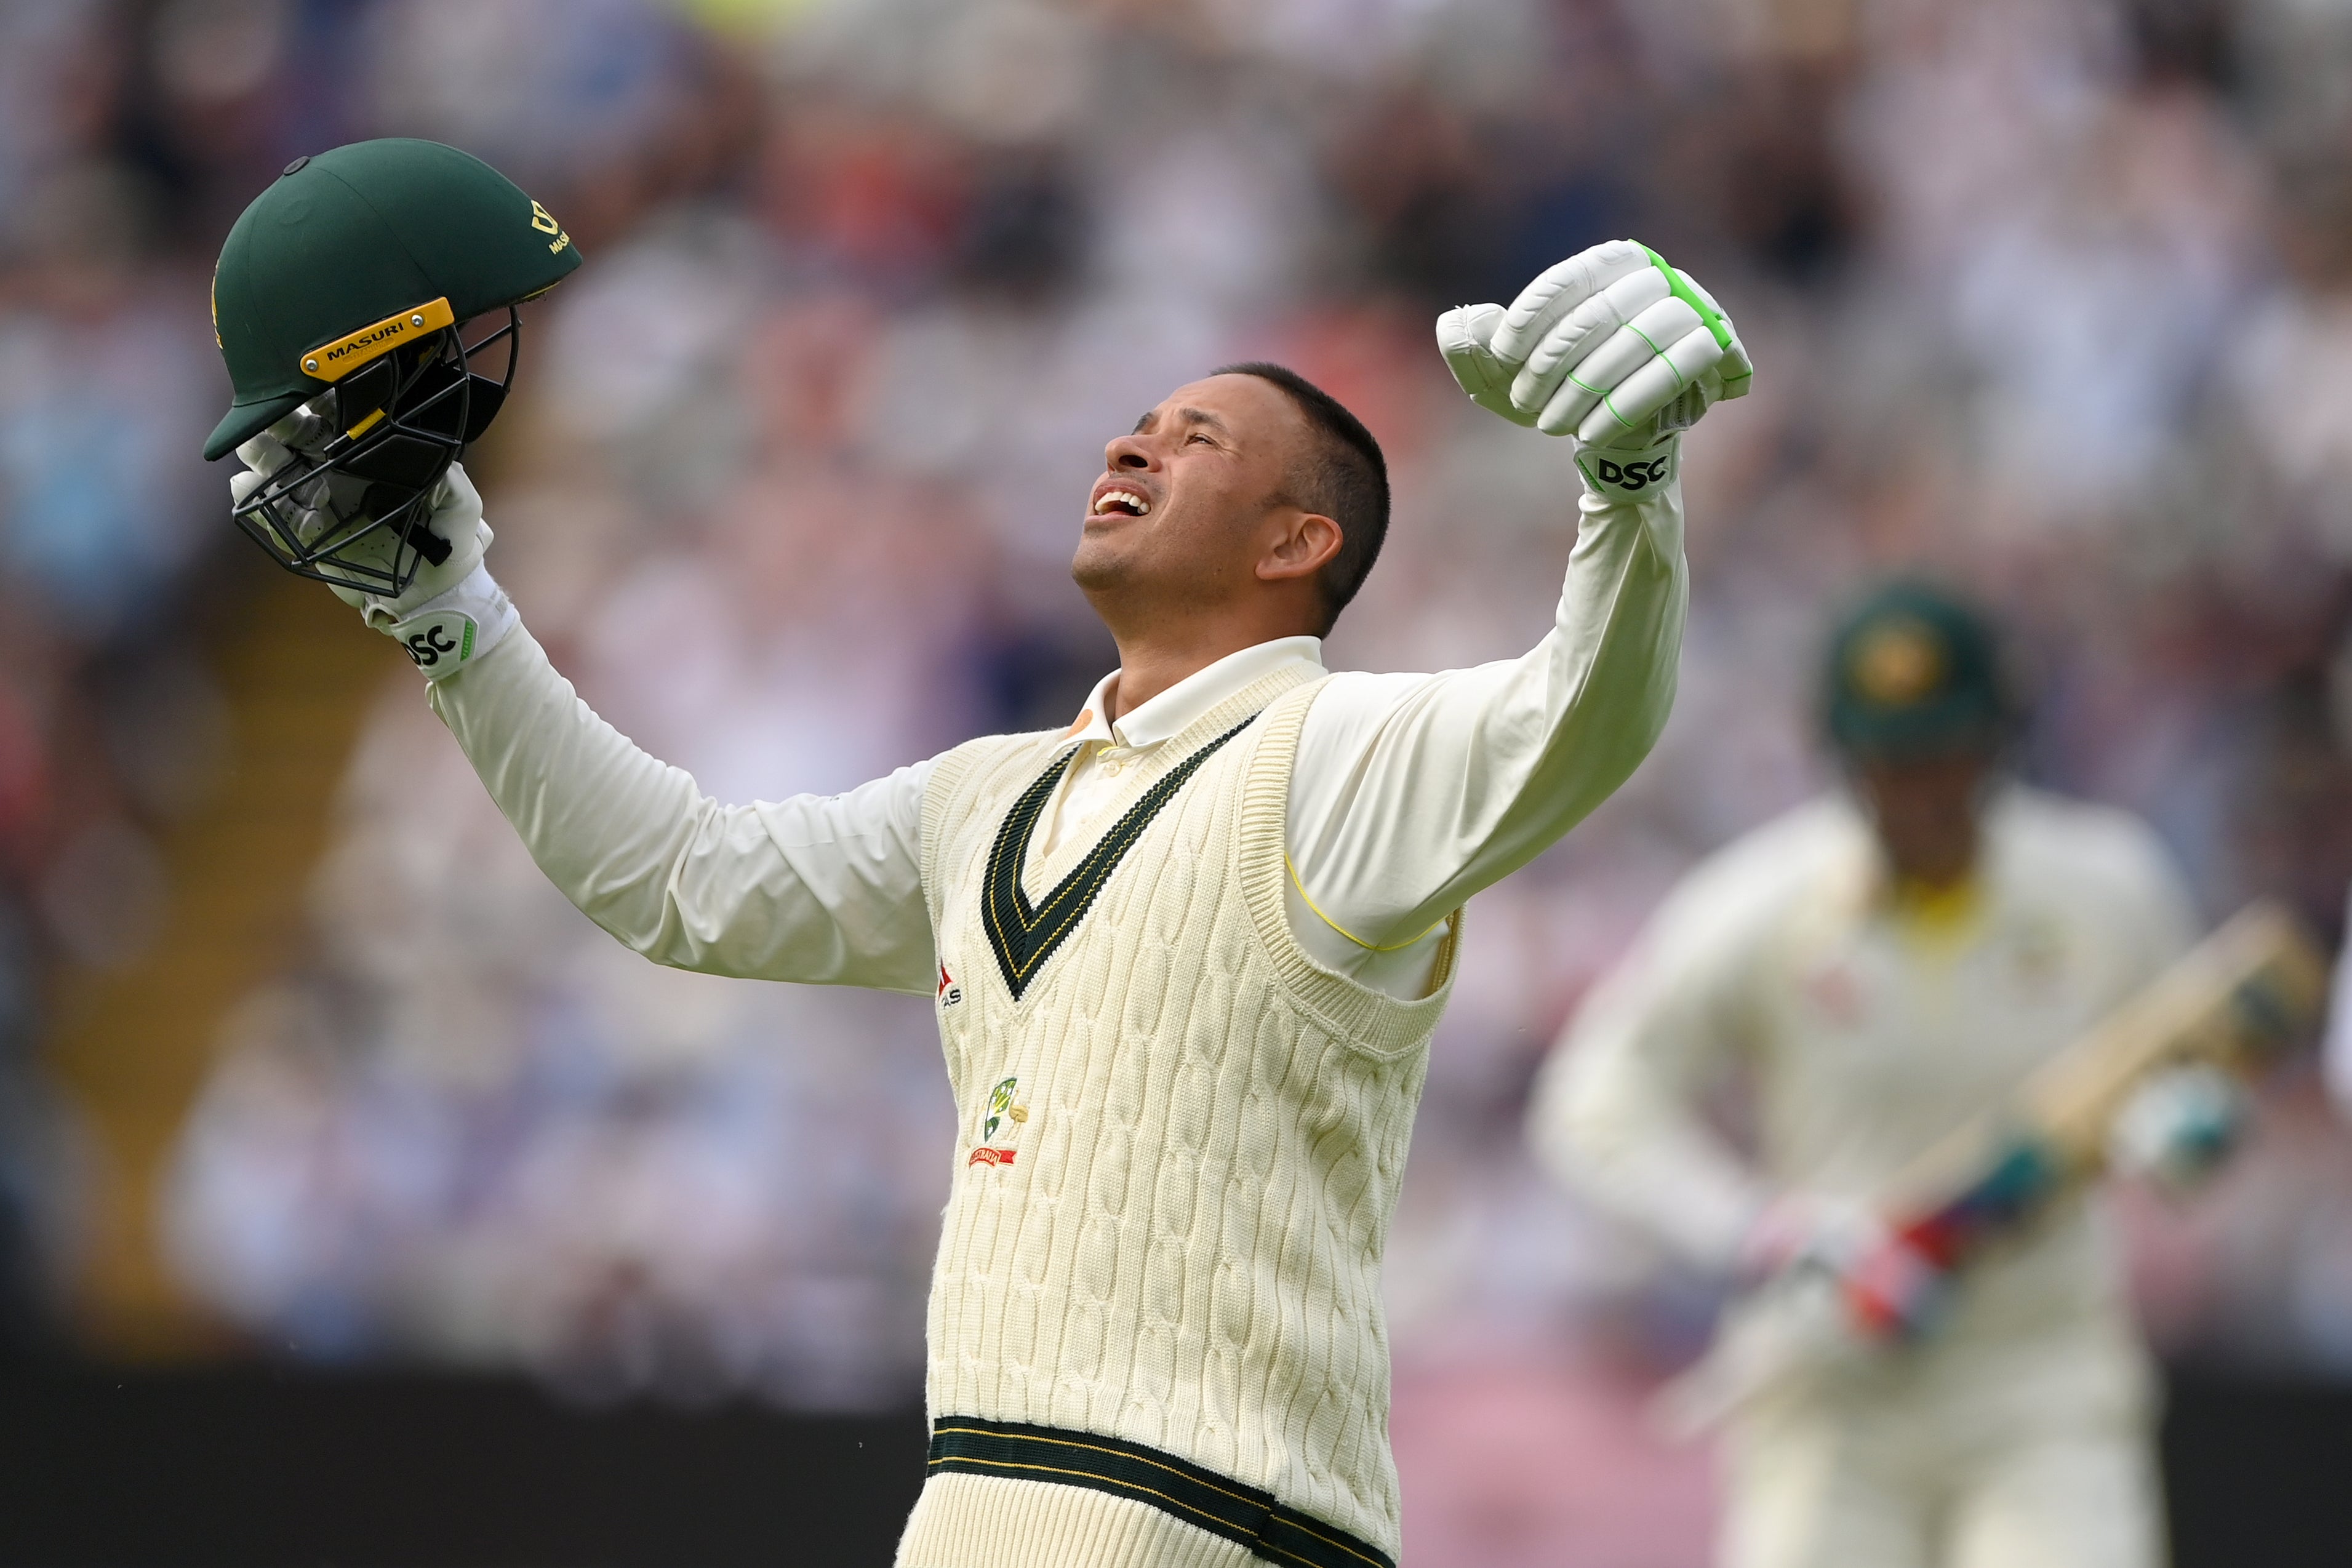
[[1529, 584, 2244, 1568], [204, 139, 1748, 1568]]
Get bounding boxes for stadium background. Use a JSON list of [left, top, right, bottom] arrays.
[[7, 0, 2352, 1562]]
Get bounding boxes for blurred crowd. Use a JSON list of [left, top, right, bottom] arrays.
[[4, 0, 2352, 1492]]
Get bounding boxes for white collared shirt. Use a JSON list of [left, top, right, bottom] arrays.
[[430, 471, 1687, 1001], [1036, 636, 1319, 863]]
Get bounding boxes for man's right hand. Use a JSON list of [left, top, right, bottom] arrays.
[[230, 428, 513, 679], [1741, 1191, 1946, 1343], [232, 418, 493, 620]]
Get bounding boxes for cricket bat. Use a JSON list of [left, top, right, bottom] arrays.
[[1653, 900, 2329, 1438]]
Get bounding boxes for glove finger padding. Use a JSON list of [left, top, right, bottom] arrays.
[[1675, 268, 1753, 403], [229, 433, 491, 617], [375, 463, 510, 680], [1438, 239, 1752, 454], [1490, 239, 1654, 366], [235, 421, 380, 609], [1434, 302, 1530, 426], [228, 464, 270, 510], [354, 463, 489, 627], [1711, 338, 1756, 404], [1573, 322, 1727, 447], [1513, 268, 1673, 416], [1535, 297, 1711, 439]]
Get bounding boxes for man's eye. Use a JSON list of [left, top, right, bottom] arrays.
[[1187, 433, 1213, 446]]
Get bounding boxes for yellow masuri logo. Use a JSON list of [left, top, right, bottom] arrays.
[[530, 199, 572, 255]]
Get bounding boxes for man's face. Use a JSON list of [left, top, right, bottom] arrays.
[[1852, 748, 1994, 889], [1071, 374, 1310, 614]]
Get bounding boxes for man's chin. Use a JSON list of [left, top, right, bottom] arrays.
[[1069, 539, 1127, 595]]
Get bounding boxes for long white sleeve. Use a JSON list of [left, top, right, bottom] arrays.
[[417, 450, 1682, 1002], [1524, 825, 1792, 1271], [428, 622, 939, 994], [1288, 471, 1687, 959]]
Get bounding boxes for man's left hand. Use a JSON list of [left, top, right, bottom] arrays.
[[1436, 238, 1753, 449]]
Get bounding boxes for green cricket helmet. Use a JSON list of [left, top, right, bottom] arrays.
[[1823, 581, 2012, 762], [206, 138, 580, 595]]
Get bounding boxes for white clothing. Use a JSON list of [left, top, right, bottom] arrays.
[[428, 480, 1686, 1002], [899, 671, 1456, 1567], [423, 466, 1687, 1566], [1723, 1395, 2163, 1568], [1528, 787, 2196, 1568]]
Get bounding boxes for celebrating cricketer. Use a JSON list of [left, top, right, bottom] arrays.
[[204, 140, 1750, 1568]]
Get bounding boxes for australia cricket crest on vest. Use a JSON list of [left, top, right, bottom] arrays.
[[967, 1075, 1029, 1169]]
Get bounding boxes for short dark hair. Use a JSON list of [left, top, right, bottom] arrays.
[[1213, 361, 1388, 635]]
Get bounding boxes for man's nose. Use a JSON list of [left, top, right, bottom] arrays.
[[1103, 432, 1157, 471]]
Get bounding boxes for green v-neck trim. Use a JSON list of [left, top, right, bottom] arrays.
[[982, 715, 1256, 1000]]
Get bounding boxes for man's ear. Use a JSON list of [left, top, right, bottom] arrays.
[[1257, 510, 1343, 584]]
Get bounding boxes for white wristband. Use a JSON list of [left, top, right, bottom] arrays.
[[380, 565, 519, 680], [1574, 433, 1679, 502]]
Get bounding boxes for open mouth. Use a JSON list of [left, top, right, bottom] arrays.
[[1091, 487, 1151, 518]]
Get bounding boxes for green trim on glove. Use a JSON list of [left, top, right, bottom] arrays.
[[1641, 244, 1734, 351]]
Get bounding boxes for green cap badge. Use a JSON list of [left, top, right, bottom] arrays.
[[1823, 582, 2011, 761]]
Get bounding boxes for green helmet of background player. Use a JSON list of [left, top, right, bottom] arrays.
[[1822, 580, 2012, 762], [205, 138, 581, 595]]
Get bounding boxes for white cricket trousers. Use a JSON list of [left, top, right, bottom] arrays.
[[1721, 1401, 2164, 1568]]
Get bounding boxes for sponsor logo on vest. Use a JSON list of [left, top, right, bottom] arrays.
[[937, 963, 963, 1007]]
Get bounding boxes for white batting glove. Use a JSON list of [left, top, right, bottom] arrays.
[[1739, 1192, 1945, 1342], [2109, 1065, 2250, 1196], [1438, 239, 1752, 496], [230, 430, 514, 679]]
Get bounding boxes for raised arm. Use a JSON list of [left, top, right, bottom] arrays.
[[231, 452, 940, 995], [1287, 241, 1746, 952], [1290, 471, 1684, 946], [430, 618, 938, 993]]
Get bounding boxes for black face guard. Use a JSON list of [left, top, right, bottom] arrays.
[[230, 309, 519, 598]]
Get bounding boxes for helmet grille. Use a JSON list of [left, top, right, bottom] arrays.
[[231, 309, 518, 597]]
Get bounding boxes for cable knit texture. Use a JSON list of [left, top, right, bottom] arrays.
[[902, 668, 1459, 1567]]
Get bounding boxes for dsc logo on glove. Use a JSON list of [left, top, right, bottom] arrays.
[[405, 626, 460, 668], [1590, 455, 1671, 493], [391, 611, 479, 675]]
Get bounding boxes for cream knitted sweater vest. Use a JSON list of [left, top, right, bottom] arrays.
[[902, 668, 1458, 1568]]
